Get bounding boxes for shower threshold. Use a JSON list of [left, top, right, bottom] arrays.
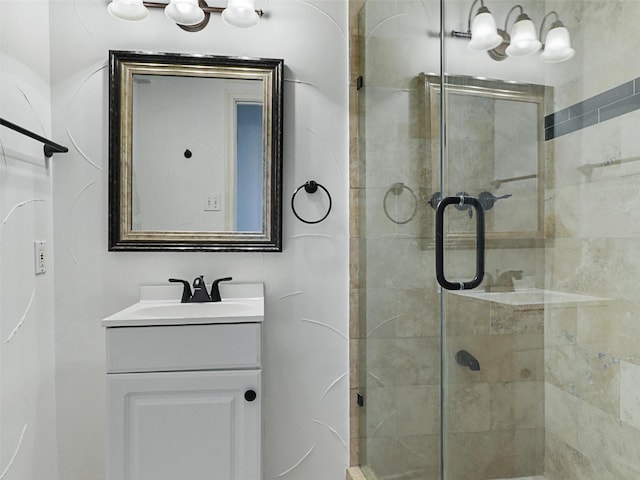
[[494, 477, 547, 480]]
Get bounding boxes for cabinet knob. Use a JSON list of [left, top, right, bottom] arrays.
[[244, 389, 257, 402]]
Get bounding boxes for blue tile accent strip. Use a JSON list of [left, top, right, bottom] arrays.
[[545, 77, 640, 140]]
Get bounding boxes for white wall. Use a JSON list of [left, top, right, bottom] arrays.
[[0, 1, 58, 479], [49, 1, 349, 480]]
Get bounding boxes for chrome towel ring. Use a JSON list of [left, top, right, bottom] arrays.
[[383, 182, 417, 224]]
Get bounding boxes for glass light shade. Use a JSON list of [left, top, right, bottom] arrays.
[[540, 25, 575, 63], [505, 15, 541, 56], [107, 0, 149, 22], [165, 0, 205, 26], [222, 0, 260, 28], [467, 8, 503, 51]]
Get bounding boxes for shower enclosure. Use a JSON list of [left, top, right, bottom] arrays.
[[355, 0, 640, 479]]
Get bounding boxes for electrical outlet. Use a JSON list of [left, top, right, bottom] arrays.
[[204, 194, 221, 211], [34, 240, 46, 275]]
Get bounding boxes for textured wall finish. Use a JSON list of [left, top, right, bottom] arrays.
[[0, 2, 58, 480], [48, 1, 349, 479]]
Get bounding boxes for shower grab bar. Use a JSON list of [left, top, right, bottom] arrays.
[[435, 195, 485, 291], [0, 117, 69, 158]]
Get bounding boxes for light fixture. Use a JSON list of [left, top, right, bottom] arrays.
[[107, 0, 264, 32], [505, 5, 541, 56], [107, 0, 149, 21], [222, 0, 260, 28], [452, 0, 502, 52], [539, 11, 575, 63], [165, 0, 205, 26], [452, 2, 574, 63]]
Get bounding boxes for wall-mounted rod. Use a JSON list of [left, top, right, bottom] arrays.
[[0, 117, 69, 158], [578, 155, 640, 176], [490, 173, 537, 188]]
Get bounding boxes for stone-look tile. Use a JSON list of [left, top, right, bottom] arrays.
[[445, 294, 491, 336], [447, 383, 491, 433], [350, 339, 360, 389], [350, 237, 359, 291], [545, 432, 595, 480], [447, 430, 541, 480], [447, 334, 517, 385], [546, 343, 620, 416], [350, 387, 362, 466], [576, 347, 620, 416], [620, 360, 640, 430], [395, 288, 439, 338], [364, 385, 396, 438], [365, 288, 397, 338], [545, 345, 578, 395], [514, 334, 545, 382], [395, 385, 440, 436], [491, 305, 544, 335], [545, 383, 579, 450], [578, 300, 640, 365], [349, 187, 359, 238], [366, 434, 440, 480], [575, 398, 640, 479], [345, 465, 368, 480], [393, 434, 440, 479], [366, 336, 440, 386], [349, 288, 361, 340], [490, 381, 544, 431], [545, 305, 577, 347]]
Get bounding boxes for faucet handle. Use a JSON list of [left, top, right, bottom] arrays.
[[190, 275, 212, 302], [210, 277, 233, 302], [168, 278, 192, 303]]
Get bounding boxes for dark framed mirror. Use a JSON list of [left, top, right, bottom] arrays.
[[108, 50, 283, 252]]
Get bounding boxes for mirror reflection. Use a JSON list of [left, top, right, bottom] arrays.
[[132, 75, 264, 233]]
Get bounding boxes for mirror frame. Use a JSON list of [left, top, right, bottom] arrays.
[[108, 50, 283, 252]]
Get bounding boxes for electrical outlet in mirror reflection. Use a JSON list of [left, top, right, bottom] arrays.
[[204, 194, 221, 212]]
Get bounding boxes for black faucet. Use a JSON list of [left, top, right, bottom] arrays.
[[210, 277, 233, 302], [169, 278, 192, 303], [168, 276, 233, 303]]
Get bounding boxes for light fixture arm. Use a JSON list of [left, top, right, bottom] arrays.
[[465, 0, 484, 32], [538, 10, 562, 44], [502, 4, 524, 31]]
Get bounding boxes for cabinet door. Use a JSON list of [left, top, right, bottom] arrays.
[[108, 370, 261, 480]]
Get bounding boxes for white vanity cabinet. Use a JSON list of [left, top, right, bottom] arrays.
[[102, 283, 264, 480]]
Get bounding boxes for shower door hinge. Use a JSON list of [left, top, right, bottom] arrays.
[[356, 75, 364, 90], [357, 392, 364, 407]]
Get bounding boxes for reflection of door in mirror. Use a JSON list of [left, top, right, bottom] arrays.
[[235, 103, 263, 232], [131, 75, 263, 233]]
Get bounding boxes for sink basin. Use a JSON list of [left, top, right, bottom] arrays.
[[132, 301, 258, 319], [102, 283, 264, 326], [451, 288, 609, 309]]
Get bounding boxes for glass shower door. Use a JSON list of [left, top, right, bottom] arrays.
[[360, 1, 640, 479], [437, 73, 547, 479]]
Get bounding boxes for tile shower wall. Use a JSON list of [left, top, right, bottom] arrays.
[[48, 2, 349, 479], [543, 1, 640, 478], [0, 1, 58, 479]]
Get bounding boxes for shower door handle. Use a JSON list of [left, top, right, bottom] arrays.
[[435, 195, 485, 290]]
